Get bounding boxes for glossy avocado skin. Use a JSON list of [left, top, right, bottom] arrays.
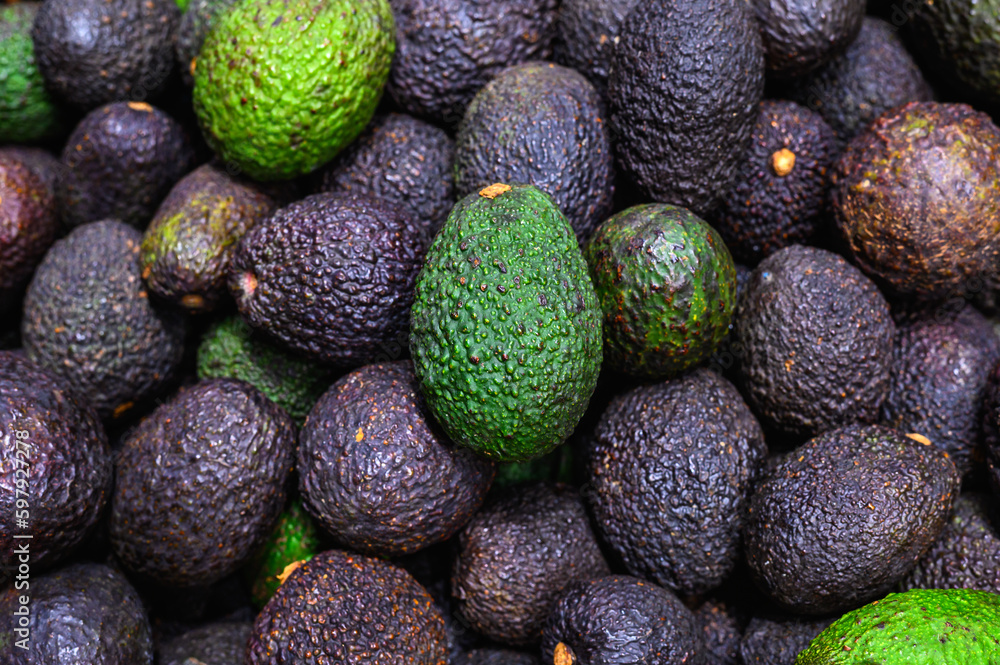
[[455, 61, 614, 243], [744, 424, 959, 615], [554, 0, 640, 97], [752, 0, 865, 78], [158, 622, 252, 665], [738, 615, 833, 665], [608, 0, 764, 215], [247, 550, 448, 665]]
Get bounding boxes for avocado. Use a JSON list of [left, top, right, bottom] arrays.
[[735, 244, 895, 439], [386, 0, 558, 127], [175, 0, 240, 86], [0, 146, 64, 197], [243, 497, 324, 609], [492, 443, 573, 490], [983, 364, 1000, 495], [831, 101, 1000, 300], [317, 112, 455, 236], [193, 0, 394, 180], [58, 101, 197, 229], [110, 378, 296, 587], [0, 562, 153, 664], [159, 622, 252, 665], [901, 493, 1000, 594], [541, 575, 703, 665], [0, 3, 65, 142], [881, 304, 1000, 477], [0, 351, 111, 584], [22, 220, 186, 420], [410, 183, 602, 463], [608, 0, 764, 215], [739, 615, 834, 665], [31, 0, 178, 109], [247, 549, 448, 664], [230, 192, 428, 366], [586, 368, 766, 595], [752, 0, 865, 78], [452, 482, 609, 646], [298, 361, 495, 557], [744, 424, 960, 615], [797, 588, 1000, 664], [785, 18, 934, 146], [196, 314, 334, 425], [140, 163, 276, 311], [695, 599, 743, 665], [585, 204, 737, 378], [553, 0, 640, 97], [0, 152, 60, 313], [455, 61, 615, 243], [709, 100, 838, 265], [455, 650, 540, 665]]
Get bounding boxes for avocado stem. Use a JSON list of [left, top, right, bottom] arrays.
[[554, 642, 576, 665], [770, 148, 796, 177]]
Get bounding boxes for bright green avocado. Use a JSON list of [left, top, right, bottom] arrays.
[[0, 3, 64, 143], [192, 0, 395, 181], [410, 183, 602, 463], [243, 498, 323, 609], [796, 588, 1000, 664]]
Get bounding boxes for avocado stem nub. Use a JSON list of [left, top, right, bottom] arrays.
[[770, 148, 796, 177], [554, 642, 576, 665], [905, 433, 932, 446], [241, 272, 258, 298], [479, 183, 512, 199]]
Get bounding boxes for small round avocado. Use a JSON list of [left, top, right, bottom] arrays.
[[0, 3, 66, 142], [752, 0, 865, 78], [159, 621, 253, 665], [554, 0, 640, 96], [243, 497, 324, 609], [832, 101, 1000, 300], [585, 203, 736, 379], [739, 615, 833, 665]]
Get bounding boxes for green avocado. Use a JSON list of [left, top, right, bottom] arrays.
[[0, 3, 64, 143], [243, 497, 323, 609]]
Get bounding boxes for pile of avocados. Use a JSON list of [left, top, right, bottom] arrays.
[[4, 0, 1000, 662]]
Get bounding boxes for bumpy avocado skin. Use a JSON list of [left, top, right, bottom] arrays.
[[193, 0, 395, 181], [739, 616, 833, 665], [744, 424, 960, 615], [831, 101, 1000, 300], [141, 163, 276, 311], [22, 220, 186, 420], [983, 364, 1000, 495], [0, 3, 65, 142], [58, 102, 196, 229], [608, 0, 764, 215], [0, 562, 153, 664], [797, 589, 1000, 664], [299, 361, 495, 557], [158, 622, 252, 665], [711, 100, 838, 265], [387, 0, 558, 126], [553, 0, 639, 97], [587, 369, 767, 596], [455, 61, 614, 243], [752, 0, 864, 78], [736, 245, 895, 438], [247, 549, 448, 665], [110, 378, 296, 587], [243, 498, 323, 609], [0, 352, 111, 585], [318, 113, 455, 236], [585, 204, 736, 378], [231, 192, 428, 367], [541, 575, 703, 664], [452, 482, 609, 646], [695, 599, 743, 665], [175, 0, 240, 86], [409, 184, 602, 463]]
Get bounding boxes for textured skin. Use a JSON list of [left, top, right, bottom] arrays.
[[695, 600, 742, 665], [141, 163, 276, 311], [797, 589, 1000, 664], [0, 3, 64, 142], [586, 204, 736, 378], [58, 102, 196, 229], [452, 482, 609, 645], [409, 184, 602, 462], [0, 562, 152, 665], [540, 575, 703, 665], [0, 152, 59, 313], [608, 0, 764, 215], [317, 112, 455, 235], [881, 304, 1000, 477], [159, 622, 252, 665], [786, 18, 934, 146], [587, 369, 767, 595], [175, 0, 240, 86], [739, 616, 832, 665], [735, 245, 895, 438], [231, 192, 428, 366], [0, 352, 111, 585], [196, 315, 334, 425], [752, 0, 865, 78], [22, 220, 186, 420], [193, 0, 394, 180], [0, 146, 64, 196], [244, 497, 323, 608], [711, 100, 838, 265], [744, 424, 960, 615], [110, 378, 296, 587], [553, 0, 640, 96], [299, 361, 495, 557], [832, 102, 1000, 300], [455, 61, 615, 243], [454, 650, 540, 665], [901, 494, 1000, 593], [983, 363, 1000, 496], [31, 0, 178, 109], [247, 549, 448, 665], [387, 0, 558, 126]]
